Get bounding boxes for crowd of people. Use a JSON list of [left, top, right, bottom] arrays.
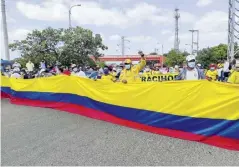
[[1, 51, 239, 84]]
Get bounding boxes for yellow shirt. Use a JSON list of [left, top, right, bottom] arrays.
[[217, 63, 223, 68], [228, 71, 239, 84], [206, 70, 218, 81], [142, 71, 153, 77], [119, 59, 146, 82], [110, 71, 117, 81], [101, 75, 113, 81], [152, 70, 160, 75]]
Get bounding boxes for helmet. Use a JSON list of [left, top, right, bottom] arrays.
[[186, 55, 196, 62], [124, 59, 132, 64]]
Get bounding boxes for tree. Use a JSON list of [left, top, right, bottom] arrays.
[[9, 27, 108, 67], [165, 50, 185, 66], [182, 50, 190, 57], [196, 44, 227, 68]]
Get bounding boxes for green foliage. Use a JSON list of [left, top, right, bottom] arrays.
[[182, 51, 190, 57], [96, 61, 106, 68], [164, 44, 236, 69], [196, 44, 227, 68], [165, 50, 185, 67], [9, 27, 107, 67]]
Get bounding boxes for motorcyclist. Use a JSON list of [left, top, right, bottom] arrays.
[[119, 51, 146, 84]]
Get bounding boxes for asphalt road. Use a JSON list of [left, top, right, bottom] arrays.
[[1, 99, 239, 166]]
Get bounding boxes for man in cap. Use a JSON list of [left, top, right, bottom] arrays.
[[176, 55, 205, 80], [119, 51, 146, 83]]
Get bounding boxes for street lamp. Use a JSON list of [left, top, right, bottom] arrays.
[[69, 4, 81, 28], [157, 42, 164, 67]]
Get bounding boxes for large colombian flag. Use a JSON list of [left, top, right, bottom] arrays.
[[1, 75, 239, 151]]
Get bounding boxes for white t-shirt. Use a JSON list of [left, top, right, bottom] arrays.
[[223, 61, 229, 72], [71, 71, 86, 78], [11, 72, 22, 79], [186, 69, 198, 80], [26, 62, 34, 71], [77, 71, 86, 78], [217, 68, 223, 77]]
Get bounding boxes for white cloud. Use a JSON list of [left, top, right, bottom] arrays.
[[180, 11, 197, 23], [127, 35, 153, 43], [167, 10, 228, 51], [109, 34, 121, 41], [0, 28, 31, 60], [16, 0, 194, 28], [161, 30, 172, 35], [7, 17, 16, 24], [196, 0, 213, 7], [109, 34, 154, 43], [106, 0, 132, 3], [194, 11, 227, 33], [9, 29, 31, 42], [16, 1, 68, 21]]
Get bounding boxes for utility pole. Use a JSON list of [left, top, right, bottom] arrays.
[[1, 0, 10, 60], [189, 29, 199, 55], [174, 8, 180, 53], [228, 0, 239, 61], [154, 48, 159, 53], [117, 36, 130, 56], [121, 36, 125, 56], [161, 44, 164, 67], [196, 30, 199, 54], [157, 42, 164, 66]]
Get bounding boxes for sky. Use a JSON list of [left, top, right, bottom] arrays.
[[0, 0, 232, 59]]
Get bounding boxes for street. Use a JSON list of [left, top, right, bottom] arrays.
[[1, 99, 239, 166]]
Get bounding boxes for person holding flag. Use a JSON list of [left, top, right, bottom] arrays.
[[119, 51, 146, 84]]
